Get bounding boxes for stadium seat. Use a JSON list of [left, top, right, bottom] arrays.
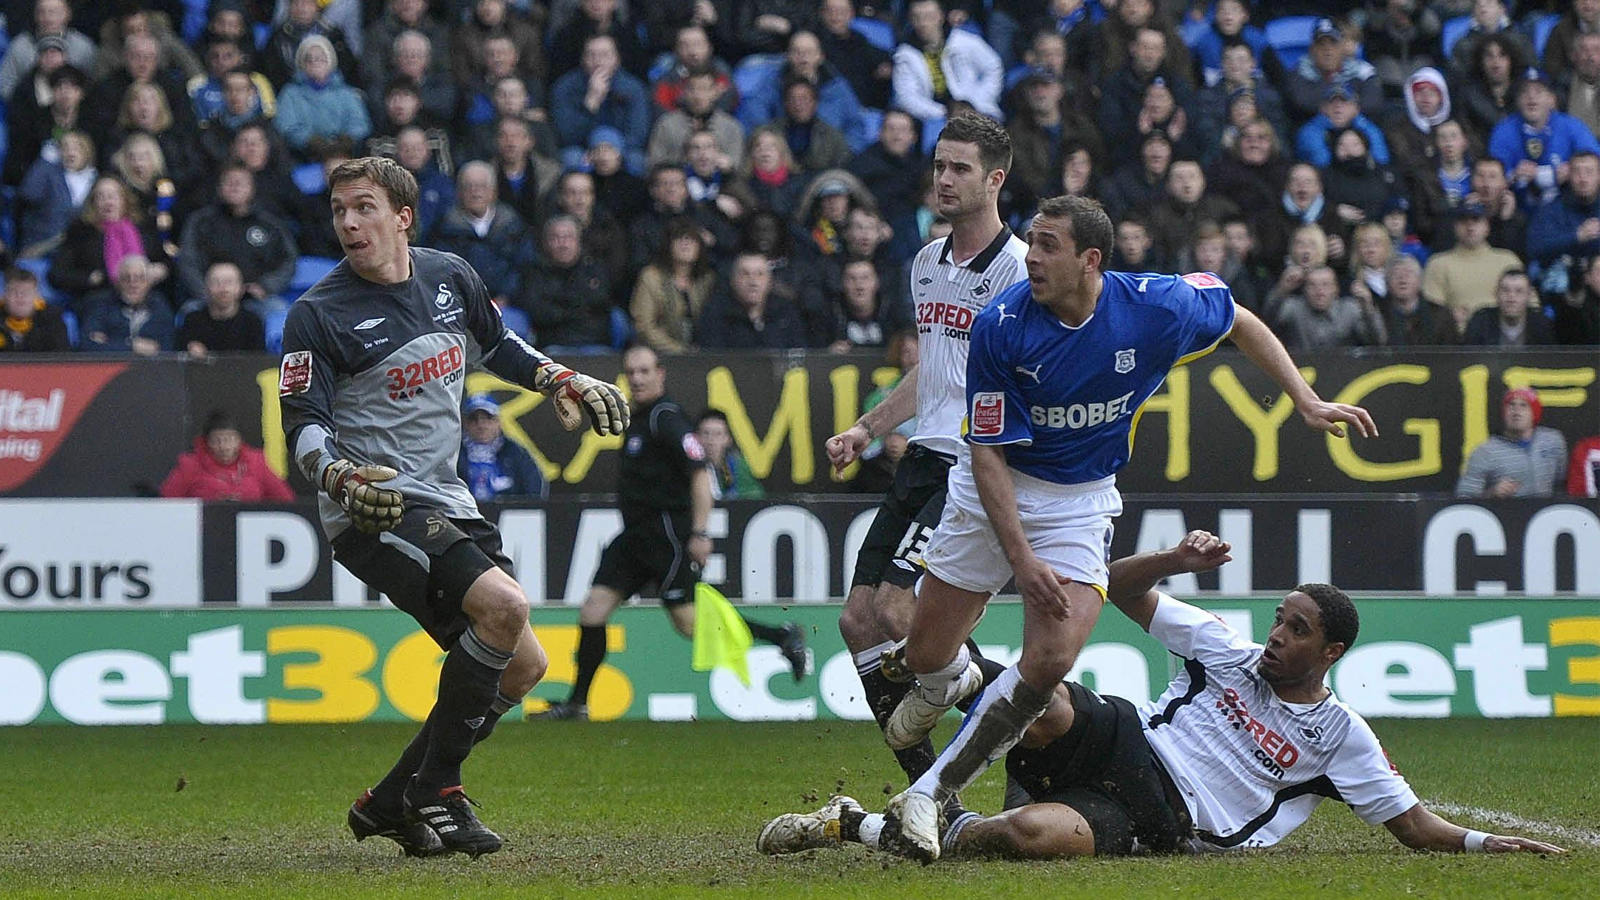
[[15, 257, 63, 305], [498, 303, 532, 340], [1440, 16, 1471, 58], [181, 0, 208, 44], [288, 256, 339, 300], [291, 163, 326, 195], [263, 307, 287, 355], [60, 309, 77, 348], [1528, 13, 1560, 59], [1181, 17, 1212, 51], [1264, 15, 1318, 71], [851, 17, 896, 54], [609, 306, 633, 349], [732, 54, 784, 130]]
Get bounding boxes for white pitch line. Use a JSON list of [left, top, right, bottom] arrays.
[[1426, 800, 1600, 848]]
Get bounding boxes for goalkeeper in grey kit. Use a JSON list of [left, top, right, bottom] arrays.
[[278, 157, 628, 858]]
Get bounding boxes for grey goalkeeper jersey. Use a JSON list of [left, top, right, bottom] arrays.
[[279, 247, 554, 538]]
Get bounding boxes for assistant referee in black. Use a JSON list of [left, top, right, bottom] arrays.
[[534, 345, 808, 720]]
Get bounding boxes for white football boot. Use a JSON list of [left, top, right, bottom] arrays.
[[883, 660, 983, 749], [756, 795, 863, 855]]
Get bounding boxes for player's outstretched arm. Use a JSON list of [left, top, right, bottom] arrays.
[[1227, 304, 1379, 440], [827, 364, 919, 472], [1383, 804, 1565, 855], [1105, 531, 1233, 631]]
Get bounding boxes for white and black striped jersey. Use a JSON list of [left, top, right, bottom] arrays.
[[907, 229, 1029, 458], [278, 247, 555, 538], [1137, 595, 1419, 850]]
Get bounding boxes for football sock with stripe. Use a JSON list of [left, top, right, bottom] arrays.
[[568, 623, 608, 706], [369, 690, 520, 814], [910, 665, 1052, 802], [415, 626, 512, 792], [857, 662, 938, 782]]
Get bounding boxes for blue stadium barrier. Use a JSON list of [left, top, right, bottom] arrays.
[[291, 163, 326, 195], [851, 17, 896, 54], [1264, 15, 1318, 71], [1440, 16, 1472, 58], [1529, 13, 1559, 59]]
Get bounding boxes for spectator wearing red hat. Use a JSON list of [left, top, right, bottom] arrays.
[[160, 410, 296, 502], [1456, 388, 1569, 498]]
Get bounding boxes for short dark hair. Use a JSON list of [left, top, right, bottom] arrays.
[[202, 408, 238, 435], [327, 156, 421, 241], [1498, 267, 1531, 288], [5, 266, 37, 286], [1038, 195, 1114, 261], [938, 111, 1012, 174], [1294, 583, 1358, 650], [1572, 150, 1600, 168], [695, 408, 730, 429]]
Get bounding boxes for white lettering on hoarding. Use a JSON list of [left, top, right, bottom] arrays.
[[235, 511, 319, 607], [741, 506, 829, 604], [1453, 617, 1552, 718], [1333, 642, 1456, 717]]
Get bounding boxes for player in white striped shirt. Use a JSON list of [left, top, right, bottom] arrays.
[[760, 532, 1564, 859]]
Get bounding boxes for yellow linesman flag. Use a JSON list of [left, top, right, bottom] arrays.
[[692, 582, 753, 686]]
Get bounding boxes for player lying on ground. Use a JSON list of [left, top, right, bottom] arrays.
[[279, 157, 628, 858], [759, 532, 1565, 860], [877, 196, 1380, 861]]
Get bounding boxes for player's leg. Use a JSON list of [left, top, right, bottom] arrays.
[[663, 592, 808, 678], [881, 573, 988, 752], [472, 622, 547, 743], [533, 529, 644, 720], [942, 803, 1098, 859]]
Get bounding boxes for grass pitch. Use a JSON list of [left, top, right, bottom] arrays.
[[0, 718, 1594, 899]]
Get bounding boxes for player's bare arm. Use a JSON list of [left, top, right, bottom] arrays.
[[828, 365, 920, 471], [1228, 305, 1378, 439], [970, 442, 1071, 621], [687, 465, 713, 566], [1384, 803, 1565, 854], [1105, 530, 1233, 630]]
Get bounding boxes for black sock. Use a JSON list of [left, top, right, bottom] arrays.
[[859, 666, 938, 783], [742, 616, 787, 645], [413, 626, 511, 793], [371, 721, 431, 814], [839, 808, 868, 843], [569, 624, 608, 706], [471, 691, 520, 745]]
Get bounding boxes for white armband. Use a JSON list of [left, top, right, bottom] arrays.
[[1463, 830, 1489, 853]]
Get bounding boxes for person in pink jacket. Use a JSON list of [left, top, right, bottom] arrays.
[[160, 409, 296, 501]]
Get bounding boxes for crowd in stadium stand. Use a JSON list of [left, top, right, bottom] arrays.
[[0, 0, 1585, 496], [0, 0, 1594, 358]]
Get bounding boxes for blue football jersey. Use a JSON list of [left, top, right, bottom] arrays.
[[965, 270, 1237, 484]]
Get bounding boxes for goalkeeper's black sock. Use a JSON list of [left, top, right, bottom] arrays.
[[859, 665, 939, 783], [469, 691, 521, 745], [371, 721, 432, 817], [569, 623, 608, 706], [414, 626, 511, 792], [742, 616, 786, 645]]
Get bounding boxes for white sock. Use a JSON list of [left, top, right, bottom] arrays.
[[853, 640, 898, 675], [915, 643, 972, 705], [858, 813, 886, 849], [910, 665, 1051, 801]]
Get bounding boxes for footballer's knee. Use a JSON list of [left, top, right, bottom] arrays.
[[1017, 645, 1074, 689], [838, 584, 879, 650], [871, 581, 915, 638], [578, 586, 621, 627], [501, 633, 548, 697], [465, 572, 530, 649]]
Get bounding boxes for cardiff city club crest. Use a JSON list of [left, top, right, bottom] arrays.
[[1114, 348, 1136, 374]]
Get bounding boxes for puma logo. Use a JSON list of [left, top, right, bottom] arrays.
[[995, 304, 1017, 324], [1015, 364, 1043, 384]]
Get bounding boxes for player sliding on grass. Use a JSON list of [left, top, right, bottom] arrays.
[[279, 157, 627, 858], [876, 195, 1379, 861], [759, 532, 1566, 860]]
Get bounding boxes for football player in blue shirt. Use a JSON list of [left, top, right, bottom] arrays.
[[877, 195, 1379, 862]]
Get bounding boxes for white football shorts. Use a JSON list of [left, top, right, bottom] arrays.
[[921, 465, 1120, 596]]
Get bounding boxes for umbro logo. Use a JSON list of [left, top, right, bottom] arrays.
[[354, 317, 386, 330], [465, 716, 486, 729], [1015, 364, 1042, 384], [918, 277, 933, 285]]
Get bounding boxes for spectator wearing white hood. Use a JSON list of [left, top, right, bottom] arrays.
[[1386, 67, 1462, 191]]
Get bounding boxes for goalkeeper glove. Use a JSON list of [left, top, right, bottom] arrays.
[[323, 459, 405, 534], [534, 362, 629, 435]]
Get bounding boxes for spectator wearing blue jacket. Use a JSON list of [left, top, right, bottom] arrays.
[[81, 256, 174, 355], [458, 395, 548, 501], [429, 162, 536, 304], [1189, 0, 1267, 87], [1295, 83, 1391, 168], [1489, 69, 1600, 208], [1527, 151, 1600, 264], [273, 36, 371, 156], [736, 31, 871, 154], [551, 34, 650, 176]]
